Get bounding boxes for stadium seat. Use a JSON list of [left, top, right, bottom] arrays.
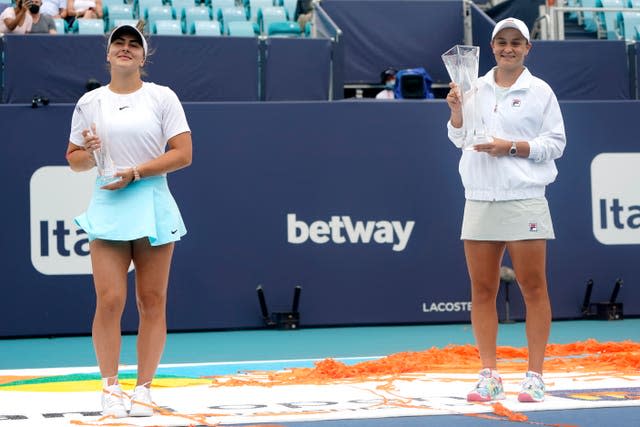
[[184, 5, 212, 34], [105, 4, 135, 30], [596, 0, 626, 39], [258, 6, 286, 34], [565, 0, 580, 20], [154, 19, 183, 34], [226, 20, 258, 36], [137, 0, 165, 18], [113, 19, 140, 27], [617, 10, 640, 40], [146, 5, 176, 32], [53, 18, 67, 34], [192, 19, 221, 35], [247, 0, 273, 22], [267, 21, 300, 37], [579, 0, 599, 32], [75, 19, 106, 34], [210, 0, 236, 17], [171, 0, 196, 19], [102, 0, 125, 18], [279, 0, 296, 20], [219, 6, 247, 32]]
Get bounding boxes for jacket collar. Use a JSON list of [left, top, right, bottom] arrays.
[[480, 66, 532, 91]]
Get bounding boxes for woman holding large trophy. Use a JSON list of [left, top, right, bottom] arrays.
[[65, 22, 192, 417], [444, 18, 566, 403]]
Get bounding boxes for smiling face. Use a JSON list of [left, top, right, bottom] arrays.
[[107, 33, 145, 72], [491, 28, 531, 72]]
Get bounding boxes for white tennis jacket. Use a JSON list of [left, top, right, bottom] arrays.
[[447, 67, 566, 201]]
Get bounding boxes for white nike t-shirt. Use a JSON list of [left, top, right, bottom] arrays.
[[70, 82, 190, 174]]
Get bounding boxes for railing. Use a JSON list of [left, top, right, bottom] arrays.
[[313, 1, 342, 43], [313, 1, 342, 100], [546, 6, 640, 40]]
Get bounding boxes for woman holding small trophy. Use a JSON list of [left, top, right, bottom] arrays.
[[65, 22, 192, 417], [444, 18, 566, 403]]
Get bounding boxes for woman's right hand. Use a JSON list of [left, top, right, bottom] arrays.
[[446, 82, 462, 113], [447, 82, 464, 129], [82, 125, 101, 156]]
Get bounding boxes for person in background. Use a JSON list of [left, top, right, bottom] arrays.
[[0, 0, 33, 33], [375, 67, 396, 99], [66, 22, 192, 418], [41, 0, 67, 19], [294, 0, 313, 33], [445, 17, 566, 404], [67, 0, 102, 20], [29, 0, 57, 33]]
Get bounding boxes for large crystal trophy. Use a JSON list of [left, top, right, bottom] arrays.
[[76, 98, 118, 184], [441, 45, 492, 149]]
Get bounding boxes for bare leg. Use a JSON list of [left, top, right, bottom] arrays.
[[464, 240, 506, 370], [132, 238, 174, 386], [507, 240, 551, 374], [90, 239, 132, 381]]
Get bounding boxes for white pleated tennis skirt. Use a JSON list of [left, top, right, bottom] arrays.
[[74, 176, 186, 246], [461, 197, 555, 241]]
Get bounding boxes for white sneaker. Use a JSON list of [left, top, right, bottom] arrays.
[[466, 368, 506, 402], [101, 384, 128, 418], [518, 371, 546, 402], [129, 385, 154, 417]]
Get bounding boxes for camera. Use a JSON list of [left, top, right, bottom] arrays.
[[31, 95, 50, 108]]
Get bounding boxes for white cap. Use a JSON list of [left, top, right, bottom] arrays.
[[107, 24, 148, 57], [491, 17, 530, 43]]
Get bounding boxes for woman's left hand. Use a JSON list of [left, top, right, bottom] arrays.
[[474, 138, 511, 157], [100, 169, 135, 190]]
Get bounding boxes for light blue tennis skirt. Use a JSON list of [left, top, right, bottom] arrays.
[[461, 197, 555, 241], [74, 176, 186, 246]]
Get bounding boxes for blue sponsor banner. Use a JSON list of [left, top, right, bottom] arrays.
[[1, 100, 639, 337]]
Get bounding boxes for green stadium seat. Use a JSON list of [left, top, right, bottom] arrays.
[[105, 4, 135, 30], [279, 0, 296, 20], [247, 0, 273, 22], [184, 5, 212, 34], [53, 18, 67, 34], [154, 19, 183, 34], [146, 5, 175, 32], [618, 10, 640, 40], [219, 6, 247, 32], [75, 19, 106, 34], [226, 20, 258, 36], [267, 20, 300, 37], [171, 0, 196, 19], [192, 19, 221, 35], [258, 5, 286, 34]]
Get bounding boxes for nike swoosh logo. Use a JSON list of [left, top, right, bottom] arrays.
[[119, 106, 129, 110], [171, 229, 178, 234]]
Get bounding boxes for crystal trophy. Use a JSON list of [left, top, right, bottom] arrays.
[[76, 98, 118, 184], [441, 45, 492, 149]]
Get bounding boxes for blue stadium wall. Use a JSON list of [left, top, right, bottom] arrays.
[[0, 100, 639, 337]]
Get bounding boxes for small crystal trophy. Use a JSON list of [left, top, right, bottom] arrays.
[[76, 98, 118, 184], [441, 45, 492, 149]]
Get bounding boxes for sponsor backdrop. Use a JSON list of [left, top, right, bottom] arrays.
[[0, 101, 638, 337]]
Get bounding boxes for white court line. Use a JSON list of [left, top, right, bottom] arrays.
[[0, 355, 382, 376]]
